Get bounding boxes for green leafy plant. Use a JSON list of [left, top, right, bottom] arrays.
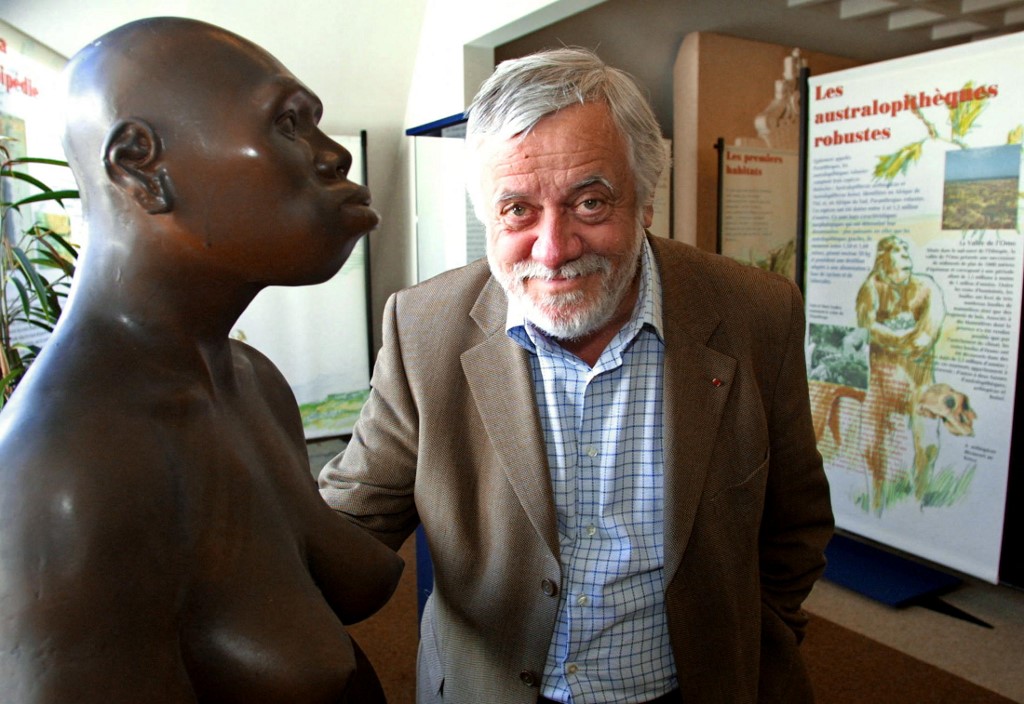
[[1, 141, 79, 408]]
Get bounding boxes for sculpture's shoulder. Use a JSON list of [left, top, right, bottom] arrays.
[[0, 326, 211, 576], [0, 348, 196, 568], [0, 363, 198, 700]]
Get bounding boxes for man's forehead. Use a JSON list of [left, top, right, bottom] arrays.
[[483, 139, 627, 195]]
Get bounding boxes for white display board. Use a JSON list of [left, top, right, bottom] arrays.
[[719, 143, 799, 281], [803, 33, 1024, 582]]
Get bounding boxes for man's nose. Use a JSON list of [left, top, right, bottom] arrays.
[[315, 140, 353, 181], [531, 211, 582, 268]]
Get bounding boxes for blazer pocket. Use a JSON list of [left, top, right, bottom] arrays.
[[709, 451, 769, 544], [710, 449, 769, 511]]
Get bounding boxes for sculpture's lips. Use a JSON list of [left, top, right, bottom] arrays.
[[340, 184, 373, 207], [337, 184, 379, 232]]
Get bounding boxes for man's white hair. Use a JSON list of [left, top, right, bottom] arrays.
[[465, 47, 667, 224]]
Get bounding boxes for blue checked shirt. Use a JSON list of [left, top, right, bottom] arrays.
[[506, 240, 676, 703]]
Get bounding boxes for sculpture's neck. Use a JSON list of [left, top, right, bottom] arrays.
[[64, 227, 261, 354]]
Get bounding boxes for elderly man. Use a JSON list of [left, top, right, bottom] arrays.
[[0, 18, 401, 703], [320, 48, 832, 703]]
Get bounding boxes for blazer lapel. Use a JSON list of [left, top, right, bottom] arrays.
[[460, 278, 560, 562], [651, 238, 738, 584]]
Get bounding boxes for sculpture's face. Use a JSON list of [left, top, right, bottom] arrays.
[[154, 37, 378, 287]]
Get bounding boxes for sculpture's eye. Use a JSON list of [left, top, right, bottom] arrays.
[[276, 110, 298, 140], [944, 396, 957, 410]]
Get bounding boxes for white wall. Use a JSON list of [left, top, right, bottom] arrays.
[[406, 0, 605, 128]]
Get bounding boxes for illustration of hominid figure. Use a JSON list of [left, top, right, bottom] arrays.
[[855, 236, 975, 512]]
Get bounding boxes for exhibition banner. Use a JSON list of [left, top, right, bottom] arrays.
[[804, 33, 1024, 581], [719, 143, 799, 281]]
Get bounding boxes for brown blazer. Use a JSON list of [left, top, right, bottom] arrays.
[[320, 235, 833, 703]]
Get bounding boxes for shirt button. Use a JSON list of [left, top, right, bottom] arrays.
[[566, 663, 580, 675], [586, 524, 597, 537], [576, 594, 590, 606], [585, 446, 598, 458], [541, 578, 559, 597]]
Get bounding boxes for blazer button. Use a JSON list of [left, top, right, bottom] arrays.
[[519, 670, 539, 687], [541, 578, 558, 597]]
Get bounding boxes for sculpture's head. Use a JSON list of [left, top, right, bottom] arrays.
[[62, 17, 377, 286]]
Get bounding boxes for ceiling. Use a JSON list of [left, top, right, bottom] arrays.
[[786, 0, 1024, 42]]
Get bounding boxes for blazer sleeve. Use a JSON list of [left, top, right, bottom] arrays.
[[759, 279, 834, 641], [319, 292, 420, 551]]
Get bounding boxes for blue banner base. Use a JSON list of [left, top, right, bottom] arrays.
[[823, 533, 960, 607]]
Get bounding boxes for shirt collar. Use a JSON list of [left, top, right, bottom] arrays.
[[505, 236, 664, 352]]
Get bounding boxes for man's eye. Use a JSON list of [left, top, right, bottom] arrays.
[[498, 203, 535, 229], [501, 203, 530, 219], [276, 111, 298, 139], [575, 198, 608, 218]]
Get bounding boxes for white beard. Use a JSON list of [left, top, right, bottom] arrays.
[[489, 225, 644, 341]]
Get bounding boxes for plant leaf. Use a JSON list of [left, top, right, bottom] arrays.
[[12, 246, 58, 321], [0, 169, 53, 194], [41, 231, 79, 261], [10, 189, 80, 210], [18, 317, 57, 334], [949, 81, 987, 138], [5, 156, 70, 168], [1, 366, 27, 408], [10, 276, 32, 319], [874, 140, 925, 180]]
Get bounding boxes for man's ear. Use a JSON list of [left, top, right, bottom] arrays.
[[642, 202, 654, 229], [102, 119, 173, 214]]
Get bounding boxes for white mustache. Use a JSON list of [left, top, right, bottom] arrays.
[[507, 253, 611, 282]]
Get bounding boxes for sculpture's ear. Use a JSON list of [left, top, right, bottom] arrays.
[[102, 119, 173, 214]]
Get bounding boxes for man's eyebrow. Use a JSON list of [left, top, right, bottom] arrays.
[[571, 176, 615, 194], [489, 176, 617, 212], [493, 177, 615, 205], [493, 191, 529, 207]]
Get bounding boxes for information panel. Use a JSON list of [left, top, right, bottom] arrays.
[[719, 144, 799, 281], [804, 33, 1024, 582]]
